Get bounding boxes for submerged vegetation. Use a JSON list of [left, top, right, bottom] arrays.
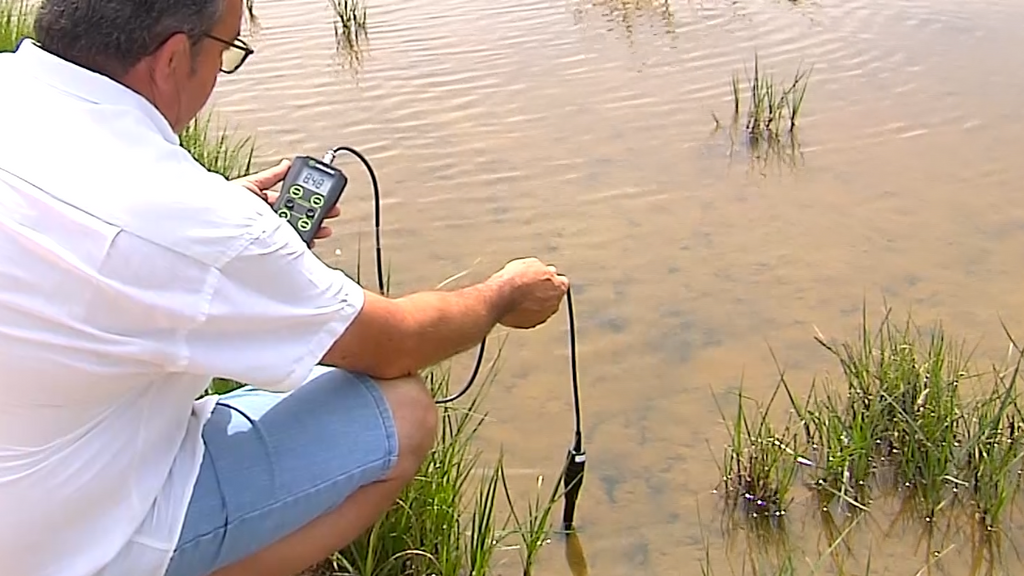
[[572, 0, 678, 44], [329, 0, 369, 70], [712, 304, 1024, 573]]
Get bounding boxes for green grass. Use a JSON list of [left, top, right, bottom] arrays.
[[729, 53, 810, 142], [178, 112, 255, 180], [714, 302, 1024, 548], [0, 0, 30, 52], [712, 53, 811, 170], [311, 359, 566, 576], [712, 378, 802, 526]]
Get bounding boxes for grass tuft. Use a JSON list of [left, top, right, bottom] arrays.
[[713, 53, 811, 171], [499, 466, 564, 574], [714, 301, 1024, 553], [178, 111, 255, 180], [713, 378, 802, 526], [329, 0, 369, 69], [733, 53, 810, 140]]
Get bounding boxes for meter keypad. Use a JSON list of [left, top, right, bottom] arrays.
[[273, 157, 347, 244], [276, 183, 326, 236]]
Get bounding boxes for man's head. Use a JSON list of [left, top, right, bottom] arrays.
[[33, 0, 254, 133]]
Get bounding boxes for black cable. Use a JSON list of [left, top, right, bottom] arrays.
[[560, 283, 586, 531], [326, 145, 585, 528], [328, 145, 485, 404], [327, 146, 385, 294], [566, 285, 582, 447]]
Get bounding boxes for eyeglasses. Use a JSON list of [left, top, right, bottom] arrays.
[[204, 33, 254, 74]]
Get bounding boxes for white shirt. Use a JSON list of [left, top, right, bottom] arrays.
[[0, 40, 366, 576]]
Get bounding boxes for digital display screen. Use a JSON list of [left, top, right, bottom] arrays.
[[299, 166, 330, 191]]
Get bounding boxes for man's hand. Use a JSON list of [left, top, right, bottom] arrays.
[[489, 258, 570, 329], [320, 257, 569, 379], [232, 159, 341, 247]]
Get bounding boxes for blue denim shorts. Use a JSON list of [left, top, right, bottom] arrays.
[[164, 366, 399, 576]]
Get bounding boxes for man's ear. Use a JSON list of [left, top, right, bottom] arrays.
[[147, 32, 194, 88]]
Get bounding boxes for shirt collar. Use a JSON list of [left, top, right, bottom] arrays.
[[14, 38, 180, 145]]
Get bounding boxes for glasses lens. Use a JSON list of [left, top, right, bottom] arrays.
[[221, 46, 246, 73]]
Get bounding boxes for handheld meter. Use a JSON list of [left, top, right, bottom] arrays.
[[273, 155, 348, 245]]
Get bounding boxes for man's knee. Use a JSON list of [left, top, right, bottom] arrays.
[[374, 374, 437, 479]]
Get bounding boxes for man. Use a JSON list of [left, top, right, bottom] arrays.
[[0, 0, 569, 575]]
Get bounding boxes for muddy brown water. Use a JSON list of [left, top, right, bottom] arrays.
[[209, 0, 1024, 572]]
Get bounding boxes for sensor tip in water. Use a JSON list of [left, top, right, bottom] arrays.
[[561, 447, 586, 531]]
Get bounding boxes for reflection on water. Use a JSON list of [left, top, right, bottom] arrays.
[[563, 531, 590, 576], [571, 0, 677, 43], [711, 110, 805, 177], [329, 0, 369, 72], [209, 0, 1024, 572]]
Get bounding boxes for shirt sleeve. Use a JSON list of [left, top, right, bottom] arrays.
[[180, 214, 366, 392]]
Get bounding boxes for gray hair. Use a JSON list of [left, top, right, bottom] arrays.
[[33, 0, 226, 78]]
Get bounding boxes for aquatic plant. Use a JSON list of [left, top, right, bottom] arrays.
[[731, 53, 810, 140], [713, 378, 803, 526], [571, 0, 677, 44], [500, 464, 565, 575], [698, 495, 872, 576], [713, 53, 811, 171], [329, 0, 368, 68], [795, 308, 974, 518], [713, 301, 1024, 548]]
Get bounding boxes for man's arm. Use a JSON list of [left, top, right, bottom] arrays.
[[187, 160, 568, 392], [321, 277, 516, 380]]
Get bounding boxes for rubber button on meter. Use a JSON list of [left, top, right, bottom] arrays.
[[310, 195, 324, 207], [297, 219, 312, 231], [277, 210, 290, 219], [285, 199, 295, 208], [289, 186, 303, 198], [305, 208, 316, 218]]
